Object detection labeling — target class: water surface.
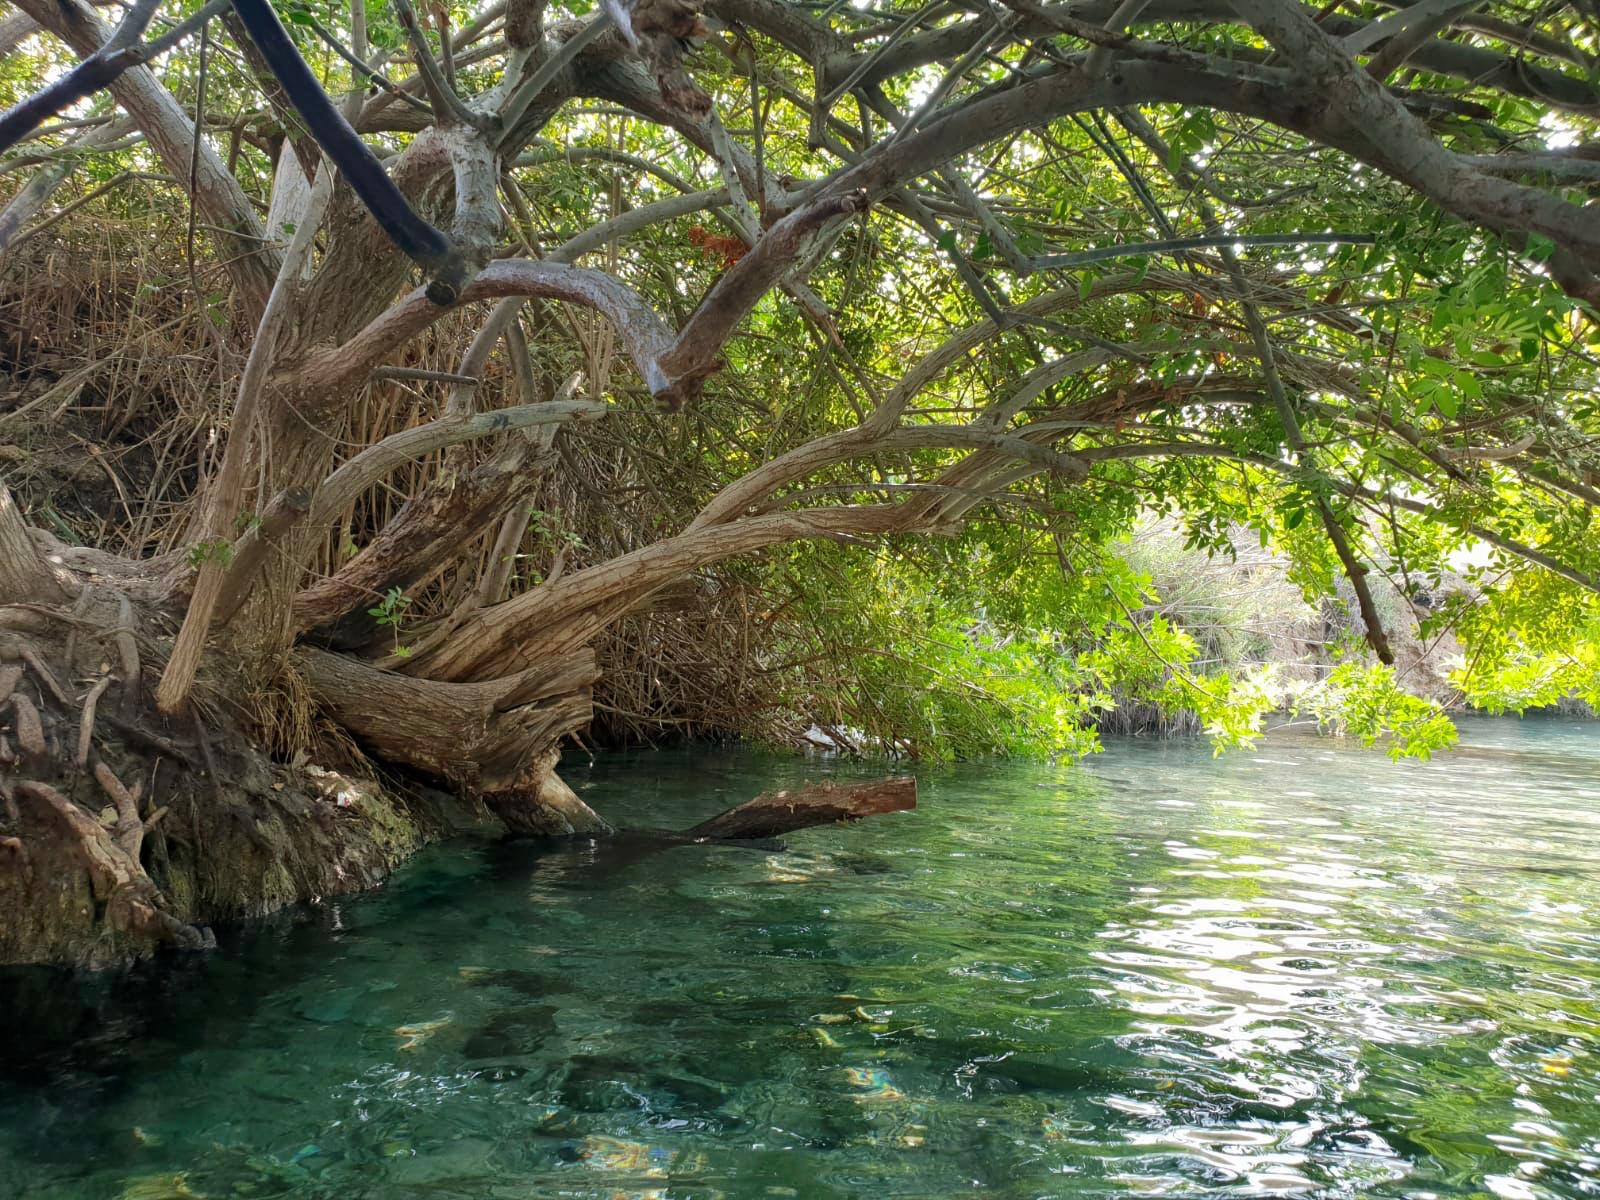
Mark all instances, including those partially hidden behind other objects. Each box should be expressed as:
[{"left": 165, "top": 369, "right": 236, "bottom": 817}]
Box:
[{"left": 2, "top": 718, "right": 1599, "bottom": 1198}]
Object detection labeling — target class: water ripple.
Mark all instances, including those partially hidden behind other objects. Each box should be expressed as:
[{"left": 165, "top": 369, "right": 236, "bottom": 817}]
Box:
[{"left": 1, "top": 717, "right": 1597, "bottom": 1198}]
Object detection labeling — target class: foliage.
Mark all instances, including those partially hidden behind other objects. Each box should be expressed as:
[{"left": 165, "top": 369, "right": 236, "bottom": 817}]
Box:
[
  {"left": 1298, "top": 662, "right": 1460, "bottom": 761},
  {"left": 1, "top": 0, "right": 1598, "bottom": 768},
  {"left": 367, "top": 586, "right": 413, "bottom": 656}
]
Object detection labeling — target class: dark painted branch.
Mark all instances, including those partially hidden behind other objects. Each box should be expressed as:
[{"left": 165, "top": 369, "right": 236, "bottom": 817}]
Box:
[
  {"left": 228, "top": 0, "right": 469, "bottom": 303},
  {"left": 0, "top": 0, "right": 227, "bottom": 155}
]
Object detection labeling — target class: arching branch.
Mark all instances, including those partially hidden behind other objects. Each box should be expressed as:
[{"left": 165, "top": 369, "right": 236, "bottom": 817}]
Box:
[{"left": 295, "top": 258, "right": 678, "bottom": 398}]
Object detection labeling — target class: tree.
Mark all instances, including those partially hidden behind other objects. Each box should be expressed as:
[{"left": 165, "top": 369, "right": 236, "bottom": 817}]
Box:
[{"left": 0, "top": 0, "right": 1596, "bottom": 963}]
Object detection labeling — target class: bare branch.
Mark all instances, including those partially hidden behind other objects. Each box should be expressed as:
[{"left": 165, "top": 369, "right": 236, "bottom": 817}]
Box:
[
  {"left": 12, "top": 0, "right": 279, "bottom": 313},
  {"left": 391, "top": 0, "right": 484, "bottom": 127},
  {"left": 156, "top": 163, "right": 335, "bottom": 713},
  {"left": 0, "top": 115, "right": 135, "bottom": 252},
  {"left": 296, "top": 258, "right": 678, "bottom": 400},
  {"left": 306, "top": 401, "right": 608, "bottom": 528}
]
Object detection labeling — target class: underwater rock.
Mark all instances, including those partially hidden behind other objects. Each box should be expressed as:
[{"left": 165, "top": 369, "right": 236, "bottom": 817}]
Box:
[
  {"left": 458, "top": 967, "right": 568, "bottom": 998},
  {"left": 556, "top": 1054, "right": 731, "bottom": 1117},
  {"left": 460, "top": 1004, "right": 558, "bottom": 1059}
]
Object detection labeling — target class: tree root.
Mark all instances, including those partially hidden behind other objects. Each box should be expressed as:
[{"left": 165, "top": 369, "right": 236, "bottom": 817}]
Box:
[
  {"left": 1, "top": 636, "right": 215, "bottom": 961},
  {"left": 14, "top": 780, "right": 208, "bottom": 950},
  {"left": 76, "top": 672, "right": 111, "bottom": 767},
  {"left": 11, "top": 690, "right": 45, "bottom": 764},
  {"left": 0, "top": 588, "right": 911, "bottom": 967}
]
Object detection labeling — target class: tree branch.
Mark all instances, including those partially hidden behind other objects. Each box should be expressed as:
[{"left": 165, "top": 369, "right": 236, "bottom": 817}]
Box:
[
  {"left": 12, "top": 0, "right": 279, "bottom": 314},
  {"left": 295, "top": 258, "right": 678, "bottom": 400},
  {"left": 228, "top": 0, "right": 469, "bottom": 301}
]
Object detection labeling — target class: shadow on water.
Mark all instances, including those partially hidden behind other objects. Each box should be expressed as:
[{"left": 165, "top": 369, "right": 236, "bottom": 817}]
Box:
[{"left": 1, "top": 718, "right": 1599, "bottom": 1198}]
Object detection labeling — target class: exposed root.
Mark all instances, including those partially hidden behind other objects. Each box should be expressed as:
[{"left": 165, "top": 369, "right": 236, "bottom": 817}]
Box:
[
  {"left": 0, "top": 619, "right": 458, "bottom": 967},
  {"left": 297, "top": 644, "right": 600, "bottom": 796},
  {"left": 76, "top": 672, "right": 111, "bottom": 767},
  {"left": 14, "top": 779, "right": 206, "bottom": 951},
  {"left": 11, "top": 638, "right": 71, "bottom": 705},
  {"left": 93, "top": 759, "right": 144, "bottom": 857},
  {"left": 113, "top": 591, "right": 141, "bottom": 713},
  {"left": 483, "top": 747, "right": 611, "bottom": 835},
  {"left": 10, "top": 688, "right": 44, "bottom": 762}
]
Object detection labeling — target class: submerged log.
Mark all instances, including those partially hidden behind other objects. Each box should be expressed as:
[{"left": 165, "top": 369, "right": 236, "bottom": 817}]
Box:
[
  {"left": 683, "top": 777, "right": 916, "bottom": 841},
  {"left": 534, "top": 777, "right": 915, "bottom": 880}
]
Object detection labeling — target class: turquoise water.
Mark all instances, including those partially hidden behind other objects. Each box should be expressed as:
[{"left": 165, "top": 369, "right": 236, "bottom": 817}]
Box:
[{"left": 2, "top": 718, "right": 1599, "bottom": 1198}]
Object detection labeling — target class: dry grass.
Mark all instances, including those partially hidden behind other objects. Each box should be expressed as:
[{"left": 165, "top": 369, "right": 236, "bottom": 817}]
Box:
[{"left": 0, "top": 196, "right": 792, "bottom": 748}]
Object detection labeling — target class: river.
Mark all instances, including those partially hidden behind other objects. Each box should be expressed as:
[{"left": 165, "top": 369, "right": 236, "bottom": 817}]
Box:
[{"left": 2, "top": 717, "right": 1598, "bottom": 1198}]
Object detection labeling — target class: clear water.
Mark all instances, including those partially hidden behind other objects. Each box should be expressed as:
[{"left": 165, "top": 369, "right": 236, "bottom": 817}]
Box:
[{"left": 3, "top": 718, "right": 1599, "bottom": 1199}]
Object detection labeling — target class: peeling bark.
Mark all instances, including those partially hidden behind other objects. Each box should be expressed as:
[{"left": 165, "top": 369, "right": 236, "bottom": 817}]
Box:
[{"left": 295, "top": 644, "right": 600, "bottom": 795}]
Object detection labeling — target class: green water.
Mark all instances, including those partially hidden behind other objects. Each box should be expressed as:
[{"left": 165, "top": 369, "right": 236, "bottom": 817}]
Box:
[{"left": 2, "top": 720, "right": 1599, "bottom": 1199}]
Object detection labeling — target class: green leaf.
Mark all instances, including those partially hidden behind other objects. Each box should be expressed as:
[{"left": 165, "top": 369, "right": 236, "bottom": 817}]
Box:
[{"left": 1525, "top": 233, "right": 1556, "bottom": 262}]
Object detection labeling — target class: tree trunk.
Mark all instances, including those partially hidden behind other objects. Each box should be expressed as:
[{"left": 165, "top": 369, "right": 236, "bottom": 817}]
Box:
[{"left": 0, "top": 481, "right": 70, "bottom": 605}]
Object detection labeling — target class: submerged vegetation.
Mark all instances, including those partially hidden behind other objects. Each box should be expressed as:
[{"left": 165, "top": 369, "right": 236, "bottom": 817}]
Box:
[{"left": 0, "top": 0, "right": 1598, "bottom": 961}]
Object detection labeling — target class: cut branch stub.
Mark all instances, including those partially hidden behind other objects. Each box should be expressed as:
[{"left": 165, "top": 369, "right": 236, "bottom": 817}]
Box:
[
  {"left": 684, "top": 776, "right": 917, "bottom": 840},
  {"left": 13, "top": 780, "right": 206, "bottom": 950}
]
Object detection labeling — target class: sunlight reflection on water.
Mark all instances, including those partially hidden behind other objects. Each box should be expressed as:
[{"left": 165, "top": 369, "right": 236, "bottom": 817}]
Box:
[{"left": 1, "top": 717, "right": 1598, "bottom": 1198}]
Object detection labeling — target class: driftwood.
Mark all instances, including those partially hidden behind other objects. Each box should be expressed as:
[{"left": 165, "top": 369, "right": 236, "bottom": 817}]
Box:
[
  {"left": 534, "top": 776, "right": 916, "bottom": 879},
  {"left": 683, "top": 777, "right": 917, "bottom": 841}
]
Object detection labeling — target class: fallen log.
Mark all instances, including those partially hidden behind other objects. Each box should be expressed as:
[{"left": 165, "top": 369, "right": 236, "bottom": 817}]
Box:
[
  {"left": 683, "top": 777, "right": 917, "bottom": 841},
  {"left": 523, "top": 777, "right": 916, "bottom": 879}
]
